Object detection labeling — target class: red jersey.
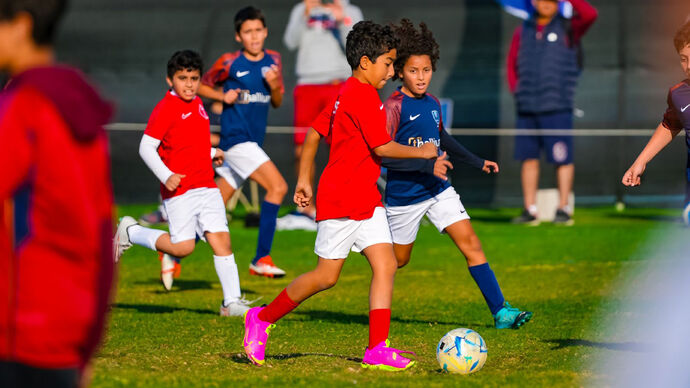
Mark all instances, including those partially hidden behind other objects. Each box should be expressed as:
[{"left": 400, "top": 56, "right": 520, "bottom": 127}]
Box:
[
  {"left": 311, "top": 77, "right": 391, "bottom": 221},
  {"left": 145, "top": 91, "right": 216, "bottom": 200},
  {"left": 0, "top": 66, "right": 114, "bottom": 369}
]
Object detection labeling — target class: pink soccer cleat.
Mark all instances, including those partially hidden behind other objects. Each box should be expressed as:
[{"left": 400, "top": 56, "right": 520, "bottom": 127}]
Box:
[
  {"left": 361, "top": 340, "right": 416, "bottom": 371},
  {"left": 243, "top": 306, "right": 275, "bottom": 366}
]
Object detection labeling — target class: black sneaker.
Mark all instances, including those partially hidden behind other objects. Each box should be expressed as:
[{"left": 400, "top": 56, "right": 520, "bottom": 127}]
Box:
[
  {"left": 512, "top": 209, "right": 539, "bottom": 225},
  {"left": 553, "top": 209, "right": 574, "bottom": 225}
]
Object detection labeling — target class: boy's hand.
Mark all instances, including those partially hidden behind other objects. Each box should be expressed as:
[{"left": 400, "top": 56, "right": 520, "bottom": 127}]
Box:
[
  {"left": 433, "top": 152, "right": 453, "bottom": 181},
  {"left": 264, "top": 65, "right": 282, "bottom": 91},
  {"left": 420, "top": 142, "right": 438, "bottom": 159},
  {"left": 223, "top": 88, "right": 242, "bottom": 104},
  {"left": 622, "top": 163, "right": 646, "bottom": 187},
  {"left": 482, "top": 160, "right": 499, "bottom": 174},
  {"left": 165, "top": 173, "right": 186, "bottom": 191},
  {"left": 294, "top": 179, "right": 313, "bottom": 207},
  {"left": 324, "top": 0, "right": 345, "bottom": 22},
  {"left": 212, "top": 148, "right": 224, "bottom": 166},
  {"left": 304, "top": 0, "right": 320, "bottom": 16}
]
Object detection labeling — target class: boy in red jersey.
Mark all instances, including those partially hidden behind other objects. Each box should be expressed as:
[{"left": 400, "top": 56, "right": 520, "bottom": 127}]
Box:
[
  {"left": 242, "top": 21, "right": 438, "bottom": 370},
  {"left": 623, "top": 21, "right": 690, "bottom": 224},
  {"left": 114, "top": 51, "right": 253, "bottom": 317},
  {"left": 0, "top": 0, "right": 114, "bottom": 386}
]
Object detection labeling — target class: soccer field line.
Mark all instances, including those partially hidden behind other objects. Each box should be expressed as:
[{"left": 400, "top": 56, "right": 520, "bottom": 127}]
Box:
[{"left": 106, "top": 123, "right": 657, "bottom": 137}]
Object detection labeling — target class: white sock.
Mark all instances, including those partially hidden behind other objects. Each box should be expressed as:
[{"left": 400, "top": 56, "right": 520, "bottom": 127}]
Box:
[
  {"left": 128, "top": 225, "right": 166, "bottom": 251},
  {"left": 527, "top": 204, "right": 538, "bottom": 216},
  {"left": 214, "top": 254, "right": 241, "bottom": 305}
]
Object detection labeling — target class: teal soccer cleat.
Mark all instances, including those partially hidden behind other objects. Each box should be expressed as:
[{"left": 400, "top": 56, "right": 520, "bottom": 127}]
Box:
[{"left": 494, "top": 302, "right": 533, "bottom": 329}]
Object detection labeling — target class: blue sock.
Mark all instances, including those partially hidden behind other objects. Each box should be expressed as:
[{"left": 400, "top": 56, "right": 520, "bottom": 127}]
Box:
[
  {"left": 253, "top": 200, "right": 280, "bottom": 264},
  {"left": 468, "top": 263, "right": 505, "bottom": 315}
]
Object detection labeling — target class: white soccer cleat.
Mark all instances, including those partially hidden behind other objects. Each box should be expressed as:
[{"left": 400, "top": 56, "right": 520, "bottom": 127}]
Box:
[
  {"left": 249, "top": 256, "right": 286, "bottom": 278},
  {"left": 160, "top": 253, "right": 176, "bottom": 291},
  {"left": 276, "top": 213, "right": 317, "bottom": 231},
  {"left": 220, "top": 297, "right": 257, "bottom": 317},
  {"left": 113, "top": 216, "right": 137, "bottom": 262}
]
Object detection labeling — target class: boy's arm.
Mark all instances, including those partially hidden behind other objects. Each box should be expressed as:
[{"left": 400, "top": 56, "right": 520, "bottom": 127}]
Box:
[
  {"left": 506, "top": 27, "right": 521, "bottom": 94},
  {"left": 264, "top": 52, "right": 285, "bottom": 108},
  {"left": 622, "top": 122, "right": 681, "bottom": 187},
  {"left": 139, "top": 135, "right": 185, "bottom": 191},
  {"left": 199, "top": 54, "right": 241, "bottom": 104},
  {"left": 294, "top": 128, "right": 321, "bottom": 207},
  {"left": 439, "top": 129, "right": 485, "bottom": 170},
  {"left": 381, "top": 152, "right": 454, "bottom": 181},
  {"left": 373, "top": 140, "right": 437, "bottom": 159},
  {"left": 283, "top": 3, "right": 306, "bottom": 50},
  {"left": 569, "top": 0, "right": 598, "bottom": 43}
]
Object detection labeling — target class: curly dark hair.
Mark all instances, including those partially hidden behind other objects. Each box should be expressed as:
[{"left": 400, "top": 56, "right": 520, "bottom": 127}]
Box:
[
  {"left": 0, "top": 0, "right": 67, "bottom": 45},
  {"left": 234, "top": 6, "right": 265, "bottom": 33},
  {"left": 345, "top": 21, "right": 399, "bottom": 70},
  {"left": 167, "top": 50, "right": 203, "bottom": 79},
  {"left": 674, "top": 20, "right": 690, "bottom": 53},
  {"left": 390, "top": 19, "right": 440, "bottom": 80}
]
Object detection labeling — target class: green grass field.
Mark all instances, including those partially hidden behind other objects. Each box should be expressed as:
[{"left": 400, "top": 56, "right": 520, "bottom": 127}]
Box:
[{"left": 92, "top": 206, "right": 682, "bottom": 387}]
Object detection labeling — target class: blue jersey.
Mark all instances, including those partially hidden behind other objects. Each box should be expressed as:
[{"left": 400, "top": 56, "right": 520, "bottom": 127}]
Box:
[
  {"left": 202, "top": 50, "right": 283, "bottom": 150},
  {"left": 384, "top": 89, "right": 450, "bottom": 206},
  {"left": 662, "top": 79, "right": 690, "bottom": 187}
]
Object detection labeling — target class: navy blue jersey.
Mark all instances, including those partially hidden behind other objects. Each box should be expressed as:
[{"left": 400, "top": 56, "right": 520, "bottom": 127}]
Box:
[
  {"left": 202, "top": 50, "right": 283, "bottom": 150},
  {"left": 663, "top": 79, "right": 690, "bottom": 151},
  {"left": 384, "top": 89, "right": 450, "bottom": 206}
]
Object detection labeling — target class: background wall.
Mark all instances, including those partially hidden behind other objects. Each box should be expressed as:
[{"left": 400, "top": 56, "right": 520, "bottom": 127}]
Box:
[{"left": 56, "top": 0, "right": 690, "bottom": 205}]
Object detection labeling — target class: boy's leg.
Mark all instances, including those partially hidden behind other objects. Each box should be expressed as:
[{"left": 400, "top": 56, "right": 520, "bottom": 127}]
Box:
[
  {"left": 206, "top": 231, "right": 247, "bottom": 316},
  {"left": 248, "top": 160, "right": 288, "bottom": 274},
  {"left": 114, "top": 216, "right": 195, "bottom": 261},
  {"left": 514, "top": 112, "right": 541, "bottom": 223},
  {"left": 543, "top": 110, "right": 575, "bottom": 223},
  {"left": 385, "top": 201, "right": 430, "bottom": 268}
]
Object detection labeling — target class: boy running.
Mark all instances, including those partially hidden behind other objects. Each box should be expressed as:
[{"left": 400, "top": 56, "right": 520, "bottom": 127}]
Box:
[
  {"left": 623, "top": 21, "right": 690, "bottom": 224},
  {"left": 383, "top": 19, "right": 532, "bottom": 329},
  {"left": 198, "top": 6, "right": 287, "bottom": 278},
  {"left": 242, "top": 21, "right": 438, "bottom": 370},
  {"left": 114, "top": 50, "right": 252, "bottom": 317}
]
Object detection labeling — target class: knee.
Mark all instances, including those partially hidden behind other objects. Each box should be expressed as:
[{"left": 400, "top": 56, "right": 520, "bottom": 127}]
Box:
[
  {"left": 170, "top": 242, "right": 195, "bottom": 258},
  {"left": 459, "top": 234, "right": 483, "bottom": 254},
  {"left": 396, "top": 255, "right": 411, "bottom": 269},
  {"left": 270, "top": 178, "right": 288, "bottom": 199},
  {"left": 317, "top": 271, "right": 340, "bottom": 291}
]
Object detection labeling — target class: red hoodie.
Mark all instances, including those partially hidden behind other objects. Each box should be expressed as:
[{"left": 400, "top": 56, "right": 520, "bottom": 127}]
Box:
[{"left": 0, "top": 66, "right": 114, "bottom": 370}]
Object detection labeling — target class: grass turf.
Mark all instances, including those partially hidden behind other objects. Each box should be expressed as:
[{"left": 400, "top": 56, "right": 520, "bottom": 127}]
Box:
[{"left": 92, "top": 206, "right": 682, "bottom": 387}]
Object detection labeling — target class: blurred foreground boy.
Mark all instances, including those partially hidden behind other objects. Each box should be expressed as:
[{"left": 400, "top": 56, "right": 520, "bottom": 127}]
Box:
[{"left": 0, "top": 0, "right": 115, "bottom": 386}]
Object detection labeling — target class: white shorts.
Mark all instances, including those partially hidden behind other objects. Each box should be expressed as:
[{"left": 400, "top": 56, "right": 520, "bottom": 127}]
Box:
[
  {"left": 314, "top": 207, "right": 393, "bottom": 259},
  {"left": 385, "top": 186, "right": 470, "bottom": 245},
  {"left": 162, "top": 187, "right": 229, "bottom": 243},
  {"left": 215, "top": 141, "right": 270, "bottom": 189}
]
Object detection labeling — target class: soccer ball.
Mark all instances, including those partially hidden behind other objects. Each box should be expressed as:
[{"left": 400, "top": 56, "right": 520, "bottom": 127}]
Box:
[{"left": 436, "top": 328, "right": 487, "bottom": 374}]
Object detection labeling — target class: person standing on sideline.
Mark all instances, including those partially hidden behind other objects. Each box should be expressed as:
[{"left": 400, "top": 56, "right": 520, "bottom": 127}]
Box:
[{"left": 508, "top": 0, "right": 597, "bottom": 225}]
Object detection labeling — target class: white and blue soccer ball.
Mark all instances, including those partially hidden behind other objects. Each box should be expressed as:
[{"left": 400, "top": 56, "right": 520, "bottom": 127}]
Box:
[
  {"left": 437, "top": 328, "right": 488, "bottom": 374},
  {"left": 683, "top": 202, "right": 690, "bottom": 227}
]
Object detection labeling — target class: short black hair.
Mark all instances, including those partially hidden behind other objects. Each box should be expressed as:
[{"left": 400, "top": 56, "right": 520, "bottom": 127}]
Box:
[
  {"left": 167, "top": 50, "right": 203, "bottom": 79},
  {"left": 0, "top": 0, "right": 67, "bottom": 45},
  {"left": 674, "top": 21, "right": 690, "bottom": 53},
  {"left": 390, "top": 19, "right": 440, "bottom": 80},
  {"left": 234, "top": 6, "right": 265, "bottom": 33},
  {"left": 345, "top": 21, "right": 399, "bottom": 70}
]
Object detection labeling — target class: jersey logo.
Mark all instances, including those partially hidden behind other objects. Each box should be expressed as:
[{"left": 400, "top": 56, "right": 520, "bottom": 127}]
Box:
[
  {"left": 380, "top": 104, "right": 384, "bottom": 110},
  {"left": 432, "top": 110, "right": 440, "bottom": 126},
  {"left": 198, "top": 104, "right": 209, "bottom": 120},
  {"left": 261, "top": 66, "right": 272, "bottom": 77},
  {"left": 236, "top": 70, "right": 250, "bottom": 78},
  {"left": 409, "top": 114, "right": 421, "bottom": 121},
  {"left": 181, "top": 112, "right": 192, "bottom": 120},
  {"left": 682, "top": 103, "right": 690, "bottom": 112}
]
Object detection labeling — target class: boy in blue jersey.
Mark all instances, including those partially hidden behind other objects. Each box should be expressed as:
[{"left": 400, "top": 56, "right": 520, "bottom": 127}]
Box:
[
  {"left": 383, "top": 19, "right": 532, "bottom": 329},
  {"left": 199, "top": 6, "right": 288, "bottom": 278},
  {"left": 623, "top": 21, "right": 690, "bottom": 225}
]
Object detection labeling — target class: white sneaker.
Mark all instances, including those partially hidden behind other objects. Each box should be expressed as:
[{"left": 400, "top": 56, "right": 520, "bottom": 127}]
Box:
[
  {"left": 276, "top": 213, "right": 317, "bottom": 231},
  {"left": 219, "top": 297, "right": 257, "bottom": 317},
  {"left": 113, "top": 216, "right": 137, "bottom": 262},
  {"left": 160, "top": 253, "right": 176, "bottom": 291}
]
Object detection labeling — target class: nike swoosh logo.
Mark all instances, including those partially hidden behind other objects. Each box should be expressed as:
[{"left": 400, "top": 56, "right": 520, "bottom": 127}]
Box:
[
  {"left": 236, "top": 70, "right": 250, "bottom": 78},
  {"left": 682, "top": 103, "right": 690, "bottom": 112},
  {"left": 181, "top": 112, "right": 192, "bottom": 120},
  {"left": 409, "top": 114, "right": 421, "bottom": 121},
  {"left": 460, "top": 210, "right": 466, "bottom": 214},
  {"left": 380, "top": 104, "right": 384, "bottom": 110}
]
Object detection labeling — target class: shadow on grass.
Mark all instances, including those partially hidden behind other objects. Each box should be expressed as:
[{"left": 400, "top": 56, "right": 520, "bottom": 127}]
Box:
[
  {"left": 113, "top": 303, "right": 216, "bottom": 316},
  {"left": 544, "top": 339, "right": 653, "bottom": 353},
  {"left": 223, "top": 352, "right": 362, "bottom": 364},
  {"left": 136, "top": 278, "right": 215, "bottom": 291},
  {"left": 291, "top": 309, "right": 490, "bottom": 328}
]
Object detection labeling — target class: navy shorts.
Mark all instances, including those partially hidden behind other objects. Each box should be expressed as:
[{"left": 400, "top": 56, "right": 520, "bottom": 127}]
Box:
[{"left": 514, "top": 110, "right": 573, "bottom": 165}]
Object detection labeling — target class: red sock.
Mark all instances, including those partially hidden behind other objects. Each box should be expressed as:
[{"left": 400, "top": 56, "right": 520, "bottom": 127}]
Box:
[
  {"left": 368, "top": 309, "right": 391, "bottom": 349},
  {"left": 258, "top": 289, "right": 299, "bottom": 323}
]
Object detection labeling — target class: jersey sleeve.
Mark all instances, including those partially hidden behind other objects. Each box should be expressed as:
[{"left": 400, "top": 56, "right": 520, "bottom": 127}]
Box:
[
  {"left": 384, "top": 93, "right": 402, "bottom": 138},
  {"left": 357, "top": 93, "right": 391, "bottom": 149},
  {"left": 662, "top": 88, "right": 684, "bottom": 132},
  {"left": 266, "top": 50, "right": 285, "bottom": 94},
  {"left": 201, "top": 53, "right": 235, "bottom": 87},
  {"left": 144, "top": 99, "right": 174, "bottom": 141},
  {"left": 311, "top": 99, "right": 336, "bottom": 137}
]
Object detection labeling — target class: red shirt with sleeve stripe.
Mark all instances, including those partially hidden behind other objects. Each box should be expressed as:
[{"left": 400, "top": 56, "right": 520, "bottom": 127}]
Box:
[
  {"left": 0, "top": 66, "right": 114, "bottom": 370},
  {"left": 310, "top": 77, "right": 391, "bottom": 221},
  {"left": 144, "top": 91, "right": 216, "bottom": 200}
]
